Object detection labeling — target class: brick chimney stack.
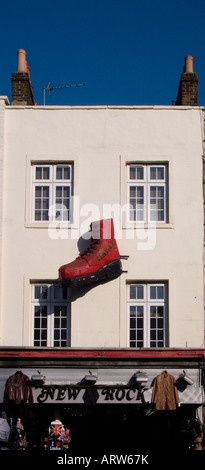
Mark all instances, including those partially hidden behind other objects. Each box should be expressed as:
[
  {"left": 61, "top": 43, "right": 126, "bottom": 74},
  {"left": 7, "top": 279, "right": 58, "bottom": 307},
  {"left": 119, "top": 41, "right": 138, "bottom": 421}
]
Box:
[
  {"left": 11, "top": 49, "right": 35, "bottom": 105},
  {"left": 176, "top": 55, "right": 198, "bottom": 106}
]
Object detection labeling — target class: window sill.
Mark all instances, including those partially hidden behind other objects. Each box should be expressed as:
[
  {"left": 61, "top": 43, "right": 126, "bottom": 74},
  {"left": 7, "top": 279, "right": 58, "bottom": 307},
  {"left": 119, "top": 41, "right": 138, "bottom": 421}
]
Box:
[
  {"left": 123, "top": 223, "right": 174, "bottom": 230},
  {"left": 25, "top": 222, "right": 75, "bottom": 229}
]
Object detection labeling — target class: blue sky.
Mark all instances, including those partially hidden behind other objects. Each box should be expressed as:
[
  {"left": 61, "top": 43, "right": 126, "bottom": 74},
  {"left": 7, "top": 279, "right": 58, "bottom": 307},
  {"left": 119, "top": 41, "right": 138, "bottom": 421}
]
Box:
[{"left": 1, "top": 0, "right": 205, "bottom": 106}]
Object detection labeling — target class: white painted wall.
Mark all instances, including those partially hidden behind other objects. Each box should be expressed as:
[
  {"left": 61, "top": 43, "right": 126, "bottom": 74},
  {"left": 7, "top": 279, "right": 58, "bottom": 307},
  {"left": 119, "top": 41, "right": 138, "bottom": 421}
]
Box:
[
  {"left": 0, "top": 104, "right": 204, "bottom": 348},
  {"left": 0, "top": 97, "right": 9, "bottom": 343}
]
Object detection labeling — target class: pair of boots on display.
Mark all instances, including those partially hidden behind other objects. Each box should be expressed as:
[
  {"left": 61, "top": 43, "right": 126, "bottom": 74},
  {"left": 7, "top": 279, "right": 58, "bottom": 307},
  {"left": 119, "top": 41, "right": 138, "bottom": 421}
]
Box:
[{"left": 59, "top": 219, "right": 123, "bottom": 287}]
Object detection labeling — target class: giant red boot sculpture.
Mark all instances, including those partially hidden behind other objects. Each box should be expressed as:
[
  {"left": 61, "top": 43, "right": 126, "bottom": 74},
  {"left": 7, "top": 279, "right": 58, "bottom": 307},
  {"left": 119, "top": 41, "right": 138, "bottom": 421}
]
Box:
[{"left": 59, "top": 219, "right": 122, "bottom": 286}]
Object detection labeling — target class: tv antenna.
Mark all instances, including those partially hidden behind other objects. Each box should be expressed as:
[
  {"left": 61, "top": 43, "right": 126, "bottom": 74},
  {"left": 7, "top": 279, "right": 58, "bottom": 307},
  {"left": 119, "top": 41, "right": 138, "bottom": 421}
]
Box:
[{"left": 43, "top": 81, "right": 85, "bottom": 105}]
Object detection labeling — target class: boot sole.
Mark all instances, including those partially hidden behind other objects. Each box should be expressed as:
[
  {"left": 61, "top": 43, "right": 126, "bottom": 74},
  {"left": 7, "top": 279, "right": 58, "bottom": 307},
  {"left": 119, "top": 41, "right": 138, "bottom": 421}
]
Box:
[{"left": 60, "top": 259, "right": 122, "bottom": 287}]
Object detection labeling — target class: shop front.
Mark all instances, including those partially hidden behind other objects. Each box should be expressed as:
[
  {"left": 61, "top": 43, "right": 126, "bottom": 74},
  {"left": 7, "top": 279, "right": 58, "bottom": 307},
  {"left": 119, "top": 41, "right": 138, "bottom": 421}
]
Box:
[{"left": 0, "top": 348, "right": 204, "bottom": 456}]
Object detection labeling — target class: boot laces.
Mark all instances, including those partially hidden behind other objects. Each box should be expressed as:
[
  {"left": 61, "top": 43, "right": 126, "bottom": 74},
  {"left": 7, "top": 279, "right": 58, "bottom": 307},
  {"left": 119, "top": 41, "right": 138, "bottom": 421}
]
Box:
[{"left": 81, "top": 228, "right": 101, "bottom": 258}]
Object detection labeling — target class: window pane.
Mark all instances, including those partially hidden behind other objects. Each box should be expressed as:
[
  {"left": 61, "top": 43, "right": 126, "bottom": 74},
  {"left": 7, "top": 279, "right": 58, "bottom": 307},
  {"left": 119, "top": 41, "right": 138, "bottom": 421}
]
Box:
[
  {"left": 62, "top": 287, "right": 69, "bottom": 300},
  {"left": 61, "top": 317, "right": 67, "bottom": 328},
  {"left": 130, "top": 286, "right": 136, "bottom": 299},
  {"left": 43, "top": 200, "right": 49, "bottom": 210},
  {"left": 56, "top": 187, "right": 62, "bottom": 198},
  {"left": 130, "top": 317, "right": 136, "bottom": 329},
  {"left": 55, "top": 186, "right": 70, "bottom": 221},
  {"left": 43, "top": 167, "right": 50, "bottom": 179},
  {"left": 64, "top": 167, "right": 70, "bottom": 180},
  {"left": 129, "top": 166, "right": 144, "bottom": 180},
  {"left": 34, "top": 330, "right": 40, "bottom": 341},
  {"left": 150, "top": 305, "right": 156, "bottom": 315},
  {"left": 34, "top": 212, "right": 41, "bottom": 221},
  {"left": 150, "top": 330, "right": 156, "bottom": 340},
  {"left": 53, "top": 285, "right": 69, "bottom": 301},
  {"left": 35, "top": 186, "right": 49, "bottom": 221},
  {"left": 129, "top": 186, "right": 144, "bottom": 221},
  {"left": 35, "top": 187, "right": 42, "bottom": 197},
  {"left": 150, "top": 286, "right": 164, "bottom": 300},
  {"left": 34, "top": 318, "right": 40, "bottom": 329},
  {"left": 54, "top": 318, "right": 60, "bottom": 328},
  {"left": 150, "top": 186, "right": 165, "bottom": 221},
  {"left": 150, "top": 303, "right": 165, "bottom": 348},
  {"left": 35, "top": 167, "right": 50, "bottom": 180},
  {"left": 158, "top": 318, "right": 163, "bottom": 328},
  {"left": 157, "top": 287, "right": 164, "bottom": 299},
  {"left": 130, "top": 330, "right": 136, "bottom": 340},
  {"left": 34, "top": 305, "right": 48, "bottom": 347},
  {"left": 63, "top": 187, "right": 70, "bottom": 200},
  {"left": 130, "top": 285, "right": 144, "bottom": 300},
  {"left": 150, "top": 167, "right": 164, "bottom": 180},
  {"left": 54, "top": 306, "right": 60, "bottom": 316},
  {"left": 61, "top": 306, "right": 67, "bottom": 315},
  {"left": 34, "top": 287, "right": 41, "bottom": 300},
  {"left": 35, "top": 200, "right": 41, "bottom": 210},
  {"left": 42, "top": 187, "right": 49, "bottom": 197},
  {"left": 54, "top": 305, "right": 68, "bottom": 347},
  {"left": 35, "top": 167, "right": 42, "bottom": 180},
  {"left": 54, "top": 330, "right": 60, "bottom": 340},
  {"left": 41, "top": 330, "right": 47, "bottom": 340},
  {"left": 137, "top": 330, "right": 143, "bottom": 340},
  {"left": 137, "top": 317, "right": 143, "bottom": 328},
  {"left": 53, "top": 285, "right": 61, "bottom": 300},
  {"left": 137, "top": 286, "right": 144, "bottom": 299},
  {"left": 42, "top": 211, "right": 48, "bottom": 221},
  {"left": 137, "top": 306, "right": 143, "bottom": 317},
  {"left": 34, "top": 306, "right": 40, "bottom": 316},
  {"left": 129, "top": 305, "right": 144, "bottom": 348},
  {"left": 150, "top": 306, "right": 164, "bottom": 318},
  {"left": 42, "top": 317, "right": 47, "bottom": 328},
  {"left": 56, "top": 167, "right": 62, "bottom": 180},
  {"left": 150, "top": 287, "right": 156, "bottom": 299},
  {"left": 56, "top": 166, "right": 70, "bottom": 180},
  {"left": 34, "top": 286, "right": 48, "bottom": 300}
]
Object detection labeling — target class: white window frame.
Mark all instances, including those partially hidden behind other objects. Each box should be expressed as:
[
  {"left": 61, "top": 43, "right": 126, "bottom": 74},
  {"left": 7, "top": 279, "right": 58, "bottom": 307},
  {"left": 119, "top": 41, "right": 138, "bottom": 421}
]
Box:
[
  {"left": 127, "top": 164, "right": 168, "bottom": 224},
  {"left": 127, "top": 282, "right": 168, "bottom": 348},
  {"left": 32, "top": 163, "right": 73, "bottom": 223},
  {"left": 32, "top": 283, "right": 71, "bottom": 347}
]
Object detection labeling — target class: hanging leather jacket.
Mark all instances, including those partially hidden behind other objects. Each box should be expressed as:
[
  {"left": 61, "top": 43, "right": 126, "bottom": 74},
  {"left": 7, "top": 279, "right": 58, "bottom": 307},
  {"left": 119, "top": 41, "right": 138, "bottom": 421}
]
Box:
[{"left": 4, "top": 371, "right": 34, "bottom": 405}]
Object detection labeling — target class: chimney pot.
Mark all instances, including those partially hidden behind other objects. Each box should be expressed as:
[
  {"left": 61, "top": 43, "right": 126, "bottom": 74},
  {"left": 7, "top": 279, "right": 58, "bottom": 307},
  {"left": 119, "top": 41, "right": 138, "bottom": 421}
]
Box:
[
  {"left": 11, "top": 49, "right": 35, "bottom": 105},
  {"left": 184, "top": 55, "right": 193, "bottom": 73},
  {"left": 175, "top": 55, "right": 198, "bottom": 106},
  {"left": 17, "top": 49, "right": 27, "bottom": 72}
]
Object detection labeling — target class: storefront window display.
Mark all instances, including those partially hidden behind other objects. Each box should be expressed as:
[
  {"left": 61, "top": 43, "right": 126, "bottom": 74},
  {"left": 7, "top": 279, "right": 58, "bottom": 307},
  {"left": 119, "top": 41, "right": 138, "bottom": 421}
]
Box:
[
  {"left": 0, "top": 403, "right": 205, "bottom": 453},
  {"left": 45, "top": 419, "right": 71, "bottom": 450}
]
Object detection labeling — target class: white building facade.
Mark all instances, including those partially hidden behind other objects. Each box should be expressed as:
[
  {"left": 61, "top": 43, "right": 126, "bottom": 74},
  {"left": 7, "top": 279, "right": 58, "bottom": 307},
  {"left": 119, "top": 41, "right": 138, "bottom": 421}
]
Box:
[{"left": 0, "top": 100, "right": 204, "bottom": 350}]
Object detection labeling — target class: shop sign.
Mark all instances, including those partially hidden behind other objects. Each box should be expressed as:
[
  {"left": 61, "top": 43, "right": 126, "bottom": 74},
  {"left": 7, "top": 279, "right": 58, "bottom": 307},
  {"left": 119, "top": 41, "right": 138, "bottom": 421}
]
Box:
[{"left": 35, "top": 386, "right": 147, "bottom": 405}]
